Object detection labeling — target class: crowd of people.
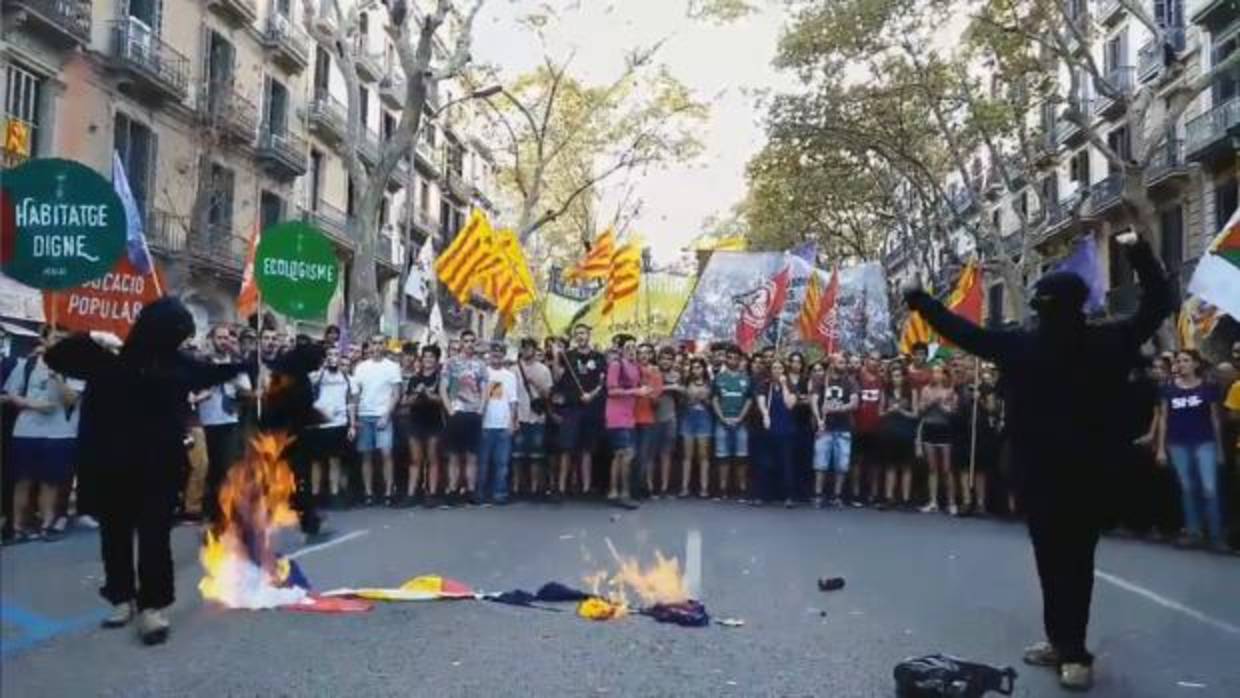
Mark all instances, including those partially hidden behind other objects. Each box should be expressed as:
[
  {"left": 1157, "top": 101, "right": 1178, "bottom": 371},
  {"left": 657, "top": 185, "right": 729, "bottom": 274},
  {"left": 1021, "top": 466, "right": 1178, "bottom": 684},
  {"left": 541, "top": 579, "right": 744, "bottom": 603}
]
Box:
[{"left": 2, "top": 320, "right": 1239, "bottom": 553}]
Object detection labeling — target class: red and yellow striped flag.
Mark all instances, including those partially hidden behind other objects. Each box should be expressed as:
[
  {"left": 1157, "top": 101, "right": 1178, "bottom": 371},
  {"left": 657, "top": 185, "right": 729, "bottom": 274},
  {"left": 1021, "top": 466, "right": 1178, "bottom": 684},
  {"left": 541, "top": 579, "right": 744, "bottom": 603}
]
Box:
[
  {"left": 483, "top": 229, "right": 536, "bottom": 330},
  {"left": 601, "top": 243, "right": 641, "bottom": 318},
  {"left": 236, "top": 220, "right": 261, "bottom": 318},
  {"left": 434, "top": 209, "right": 500, "bottom": 303},
  {"left": 797, "top": 271, "right": 822, "bottom": 342},
  {"left": 564, "top": 229, "right": 615, "bottom": 283},
  {"left": 899, "top": 310, "right": 934, "bottom": 355}
]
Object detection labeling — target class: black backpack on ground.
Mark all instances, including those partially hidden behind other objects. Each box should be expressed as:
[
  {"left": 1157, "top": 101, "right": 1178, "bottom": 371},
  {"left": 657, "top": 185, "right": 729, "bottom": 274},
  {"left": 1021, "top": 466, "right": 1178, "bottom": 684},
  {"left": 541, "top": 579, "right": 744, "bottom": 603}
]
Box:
[{"left": 893, "top": 654, "right": 1017, "bottom": 698}]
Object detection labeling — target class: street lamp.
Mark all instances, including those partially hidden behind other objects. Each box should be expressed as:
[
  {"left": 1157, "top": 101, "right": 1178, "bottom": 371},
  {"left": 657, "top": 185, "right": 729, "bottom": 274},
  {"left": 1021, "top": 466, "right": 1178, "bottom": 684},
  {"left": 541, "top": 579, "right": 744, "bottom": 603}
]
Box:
[{"left": 431, "top": 85, "right": 503, "bottom": 117}]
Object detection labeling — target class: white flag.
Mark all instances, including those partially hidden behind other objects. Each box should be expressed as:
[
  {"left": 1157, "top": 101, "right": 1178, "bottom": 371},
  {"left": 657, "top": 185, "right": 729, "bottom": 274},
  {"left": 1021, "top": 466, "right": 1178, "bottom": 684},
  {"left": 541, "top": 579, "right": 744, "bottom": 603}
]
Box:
[
  {"left": 404, "top": 237, "right": 435, "bottom": 304},
  {"left": 424, "top": 301, "right": 445, "bottom": 346}
]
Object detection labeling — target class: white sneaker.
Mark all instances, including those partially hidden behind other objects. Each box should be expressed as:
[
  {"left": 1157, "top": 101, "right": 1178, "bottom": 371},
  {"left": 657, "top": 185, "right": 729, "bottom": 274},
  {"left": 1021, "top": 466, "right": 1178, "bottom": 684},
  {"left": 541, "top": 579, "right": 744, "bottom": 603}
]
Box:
[
  {"left": 138, "top": 609, "right": 170, "bottom": 645},
  {"left": 101, "top": 601, "right": 135, "bottom": 629},
  {"left": 1022, "top": 641, "right": 1060, "bottom": 667},
  {"left": 77, "top": 515, "right": 99, "bottom": 529},
  {"left": 919, "top": 502, "right": 939, "bottom": 514},
  {"left": 1059, "top": 662, "right": 1093, "bottom": 691},
  {"left": 948, "top": 504, "right": 959, "bottom": 516}
]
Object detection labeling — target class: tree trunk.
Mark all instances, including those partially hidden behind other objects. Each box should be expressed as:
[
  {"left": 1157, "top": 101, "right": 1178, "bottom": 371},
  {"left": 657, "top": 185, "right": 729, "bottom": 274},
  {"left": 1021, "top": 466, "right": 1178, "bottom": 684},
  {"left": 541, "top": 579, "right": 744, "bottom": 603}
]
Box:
[{"left": 349, "top": 185, "right": 383, "bottom": 340}]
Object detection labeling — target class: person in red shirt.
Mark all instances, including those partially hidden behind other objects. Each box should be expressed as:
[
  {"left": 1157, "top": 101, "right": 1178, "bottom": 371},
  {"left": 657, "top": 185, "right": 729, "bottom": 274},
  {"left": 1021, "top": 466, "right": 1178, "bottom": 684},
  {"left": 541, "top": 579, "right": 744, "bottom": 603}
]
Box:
[
  {"left": 849, "top": 351, "right": 886, "bottom": 507},
  {"left": 632, "top": 343, "right": 664, "bottom": 499},
  {"left": 907, "top": 342, "right": 932, "bottom": 391}
]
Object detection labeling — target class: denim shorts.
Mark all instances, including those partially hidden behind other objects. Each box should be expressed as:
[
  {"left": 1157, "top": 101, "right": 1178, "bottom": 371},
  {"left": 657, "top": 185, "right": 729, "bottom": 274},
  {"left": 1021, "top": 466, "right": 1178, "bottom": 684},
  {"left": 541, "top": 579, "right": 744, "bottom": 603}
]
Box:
[
  {"left": 355, "top": 417, "right": 394, "bottom": 453},
  {"left": 680, "top": 406, "right": 713, "bottom": 439},
  {"left": 714, "top": 423, "right": 749, "bottom": 459},
  {"left": 514, "top": 422, "right": 546, "bottom": 459},
  {"left": 814, "top": 430, "right": 852, "bottom": 473},
  {"left": 649, "top": 420, "right": 678, "bottom": 456},
  {"left": 608, "top": 428, "right": 636, "bottom": 451}
]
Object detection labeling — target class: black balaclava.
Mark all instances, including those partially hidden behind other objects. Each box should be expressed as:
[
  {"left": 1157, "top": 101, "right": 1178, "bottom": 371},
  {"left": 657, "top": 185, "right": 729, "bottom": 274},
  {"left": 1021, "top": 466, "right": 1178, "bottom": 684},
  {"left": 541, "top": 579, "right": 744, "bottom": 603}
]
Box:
[
  {"left": 121, "top": 297, "right": 196, "bottom": 366},
  {"left": 1030, "top": 270, "right": 1088, "bottom": 336}
]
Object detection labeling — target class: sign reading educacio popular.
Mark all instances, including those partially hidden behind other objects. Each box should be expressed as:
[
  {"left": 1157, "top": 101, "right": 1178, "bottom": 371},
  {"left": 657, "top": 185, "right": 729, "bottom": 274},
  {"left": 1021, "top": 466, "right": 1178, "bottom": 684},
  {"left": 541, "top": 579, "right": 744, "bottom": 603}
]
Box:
[
  {"left": 0, "top": 158, "right": 127, "bottom": 289},
  {"left": 255, "top": 221, "right": 339, "bottom": 320},
  {"left": 42, "top": 256, "right": 164, "bottom": 339}
]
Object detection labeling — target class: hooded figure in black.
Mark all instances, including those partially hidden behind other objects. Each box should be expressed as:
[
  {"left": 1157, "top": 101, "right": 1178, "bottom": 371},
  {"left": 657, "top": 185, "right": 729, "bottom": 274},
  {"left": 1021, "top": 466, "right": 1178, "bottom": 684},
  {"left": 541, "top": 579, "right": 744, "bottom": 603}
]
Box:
[
  {"left": 44, "top": 297, "right": 246, "bottom": 645},
  {"left": 903, "top": 235, "right": 1174, "bottom": 689}
]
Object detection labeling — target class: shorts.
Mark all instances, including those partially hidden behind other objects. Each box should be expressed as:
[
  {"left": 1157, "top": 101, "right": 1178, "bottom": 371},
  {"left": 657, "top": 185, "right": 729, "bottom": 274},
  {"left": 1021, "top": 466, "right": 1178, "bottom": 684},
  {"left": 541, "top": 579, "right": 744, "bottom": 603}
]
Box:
[
  {"left": 10, "top": 437, "right": 76, "bottom": 484},
  {"left": 649, "top": 420, "right": 678, "bottom": 457},
  {"left": 680, "top": 406, "right": 712, "bottom": 439},
  {"left": 880, "top": 434, "right": 916, "bottom": 464},
  {"left": 714, "top": 423, "right": 749, "bottom": 459},
  {"left": 921, "top": 421, "right": 953, "bottom": 446},
  {"left": 304, "top": 426, "right": 349, "bottom": 459},
  {"left": 852, "top": 431, "right": 880, "bottom": 464},
  {"left": 408, "top": 417, "right": 443, "bottom": 443},
  {"left": 514, "top": 422, "right": 546, "bottom": 460},
  {"left": 813, "top": 431, "right": 852, "bottom": 473},
  {"left": 608, "top": 428, "right": 636, "bottom": 452},
  {"left": 446, "top": 412, "right": 483, "bottom": 455},
  {"left": 558, "top": 405, "right": 602, "bottom": 454},
  {"left": 355, "top": 417, "right": 394, "bottom": 453}
]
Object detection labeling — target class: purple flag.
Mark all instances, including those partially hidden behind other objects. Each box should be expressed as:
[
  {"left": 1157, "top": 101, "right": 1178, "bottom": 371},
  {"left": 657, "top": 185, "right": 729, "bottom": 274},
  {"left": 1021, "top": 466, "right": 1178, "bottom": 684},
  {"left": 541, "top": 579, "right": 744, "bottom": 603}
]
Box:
[
  {"left": 1054, "top": 235, "right": 1105, "bottom": 313},
  {"left": 112, "top": 151, "right": 155, "bottom": 275},
  {"left": 790, "top": 241, "right": 817, "bottom": 264}
]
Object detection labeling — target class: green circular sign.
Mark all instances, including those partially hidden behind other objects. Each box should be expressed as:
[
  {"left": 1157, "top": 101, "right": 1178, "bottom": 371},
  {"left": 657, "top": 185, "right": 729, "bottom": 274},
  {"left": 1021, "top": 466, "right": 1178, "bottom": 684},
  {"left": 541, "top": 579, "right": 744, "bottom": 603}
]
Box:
[
  {"left": 255, "top": 221, "right": 339, "bottom": 320},
  {"left": 0, "top": 158, "right": 127, "bottom": 290}
]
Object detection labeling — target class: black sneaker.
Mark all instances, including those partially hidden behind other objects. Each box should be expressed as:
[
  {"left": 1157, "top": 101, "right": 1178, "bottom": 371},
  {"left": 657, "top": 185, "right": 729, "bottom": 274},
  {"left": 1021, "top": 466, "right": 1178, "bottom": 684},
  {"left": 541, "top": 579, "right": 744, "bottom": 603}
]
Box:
[{"left": 618, "top": 498, "right": 640, "bottom": 510}]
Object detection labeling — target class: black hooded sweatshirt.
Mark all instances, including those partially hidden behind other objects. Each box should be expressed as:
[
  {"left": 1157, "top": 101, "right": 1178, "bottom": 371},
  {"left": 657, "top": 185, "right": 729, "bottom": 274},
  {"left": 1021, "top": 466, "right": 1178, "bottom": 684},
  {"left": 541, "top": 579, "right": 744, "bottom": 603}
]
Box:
[
  {"left": 905, "top": 240, "right": 1175, "bottom": 517},
  {"left": 44, "top": 297, "right": 246, "bottom": 507}
]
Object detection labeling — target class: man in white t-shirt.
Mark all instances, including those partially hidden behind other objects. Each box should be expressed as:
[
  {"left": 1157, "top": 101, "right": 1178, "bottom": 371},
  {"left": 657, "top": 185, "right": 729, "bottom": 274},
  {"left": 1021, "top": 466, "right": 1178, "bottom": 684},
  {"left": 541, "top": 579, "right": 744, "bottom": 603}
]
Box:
[
  {"left": 478, "top": 342, "right": 518, "bottom": 504},
  {"left": 308, "top": 346, "right": 352, "bottom": 507},
  {"left": 350, "top": 335, "right": 403, "bottom": 505},
  {"left": 196, "top": 325, "right": 252, "bottom": 524},
  {"left": 1, "top": 330, "right": 83, "bottom": 541}
]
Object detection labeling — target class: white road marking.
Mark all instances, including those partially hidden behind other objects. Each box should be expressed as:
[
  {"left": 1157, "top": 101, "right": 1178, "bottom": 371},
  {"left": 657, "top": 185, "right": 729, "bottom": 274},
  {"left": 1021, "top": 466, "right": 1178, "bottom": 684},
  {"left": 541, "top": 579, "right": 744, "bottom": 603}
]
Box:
[
  {"left": 685, "top": 529, "right": 702, "bottom": 599},
  {"left": 288, "top": 529, "right": 370, "bottom": 560},
  {"left": 1095, "top": 569, "right": 1240, "bottom": 637}
]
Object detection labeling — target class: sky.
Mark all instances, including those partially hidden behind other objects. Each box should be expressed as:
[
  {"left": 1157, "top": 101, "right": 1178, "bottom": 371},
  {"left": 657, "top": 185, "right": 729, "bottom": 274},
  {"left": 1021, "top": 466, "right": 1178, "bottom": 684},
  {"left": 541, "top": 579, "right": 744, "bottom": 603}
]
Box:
[{"left": 471, "top": 0, "right": 795, "bottom": 262}]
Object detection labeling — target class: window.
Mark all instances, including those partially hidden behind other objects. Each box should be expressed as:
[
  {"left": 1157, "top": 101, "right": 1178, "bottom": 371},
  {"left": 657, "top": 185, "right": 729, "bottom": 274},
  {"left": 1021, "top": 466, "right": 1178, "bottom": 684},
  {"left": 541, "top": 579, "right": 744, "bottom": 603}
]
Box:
[
  {"left": 1214, "top": 32, "right": 1238, "bottom": 104},
  {"left": 128, "top": 0, "right": 159, "bottom": 26},
  {"left": 264, "top": 77, "right": 289, "bottom": 133},
  {"left": 205, "top": 162, "right": 235, "bottom": 234},
  {"left": 1040, "top": 175, "right": 1058, "bottom": 207},
  {"left": 1107, "top": 126, "right": 1130, "bottom": 173},
  {"left": 379, "top": 196, "right": 390, "bottom": 229},
  {"left": 382, "top": 113, "right": 395, "bottom": 143},
  {"left": 360, "top": 87, "right": 371, "bottom": 131},
  {"left": 1104, "top": 32, "right": 1126, "bottom": 74},
  {"left": 309, "top": 150, "right": 324, "bottom": 211},
  {"left": 419, "top": 180, "right": 430, "bottom": 214},
  {"left": 275, "top": 0, "right": 290, "bottom": 17},
  {"left": 440, "top": 200, "right": 452, "bottom": 238},
  {"left": 1018, "top": 190, "right": 1030, "bottom": 218},
  {"left": 1154, "top": 0, "right": 1185, "bottom": 28},
  {"left": 1216, "top": 179, "right": 1238, "bottom": 232},
  {"left": 990, "top": 208, "right": 1001, "bottom": 232},
  {"left": 114, "top": 112, "right": 157, "bottom": 215},
  {"left": 357, "top": 12, "right": 369, "bottom": 53},
  {"left": 347, "top": 178, "right": 356, "bottom": 217},
  {"left": 259, "top": 191, "right": 284, "bottom": 232},
  {"left": 4, "top": 65, "right": 42, "bottom": 160},
  {"left": 1069, "top": 149, "right": 1090, "bottom": 184},
  {"left": 314, "top": 47, "right": 330, "bottom": 95},
  {"left": 1159, "top": 206, "right": 1183, "bottom": 276},
  {"left": 205, "top": 32, "right": 236, "bottom": 115}
]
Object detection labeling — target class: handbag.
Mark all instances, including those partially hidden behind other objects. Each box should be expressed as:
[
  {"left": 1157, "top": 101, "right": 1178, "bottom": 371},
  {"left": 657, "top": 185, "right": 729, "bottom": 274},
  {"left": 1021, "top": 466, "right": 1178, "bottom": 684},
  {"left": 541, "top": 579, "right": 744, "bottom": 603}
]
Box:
[{"left": 518, "top": 361, "right": 547, "bottom": 416}]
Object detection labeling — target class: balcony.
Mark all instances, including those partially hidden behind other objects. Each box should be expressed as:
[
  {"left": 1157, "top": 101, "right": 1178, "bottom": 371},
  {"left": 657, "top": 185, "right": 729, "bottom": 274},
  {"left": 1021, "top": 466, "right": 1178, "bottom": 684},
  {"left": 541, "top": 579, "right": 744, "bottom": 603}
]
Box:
[
  {"left": 256, "top": 124, "right": 308, "bottom": 180},
  {"left": 355, "top": 49, "right": 383, "bottom": 83},
  {"left": 192, "top": 223, "right": 249, "bottom": 279},
  {"left": 305, "top": 90, "right": 346, "bottom": 144},
  {"left": 1145, "top": 138, "right": 1190, "bottom": 192},
  {"left": 1185, "top": 98, "right": 1240, "bottom": 162},
  {"left": 204, "top": 0, "right": 256, "bottom": 27},
  {"left": 262, "top": 13, "right": 309, "bottom": 73},
  {"left": 1138, "top": 28, "right": 1187, "bottom": 82},
  {"left": 407, "top": 208, "right": 438, "bottom": 240},
  {"left": 305, "top": 202, "right": 355, "bottom": 250},
  {"left": 444, "top": 169, "right": 471, "bottom": 203},
  {"left": 1033, "top": 127, "right": 1058, "bottom": 164},
  {"left": 359, "top": 129, "right": 381, "bottom": 167},
  {"left": 385, "top": 155, "right": 411, "bottom": 193},
  {"left": 1064, "top": 6, "right": 1092, "bottom": 54},
  {"left": 3, "top": 0, "right": 92, "bottom": 48},
  {"left": 108, "top": 18, "right": 190, "bottom": 103},
  {"left": 379, "top": 76, "right": 405, "bottom": 109},
  {"left": 1094, "top": 67, "right": 1135, "bottom": 119},
  {"left": 376, "top": 234, "right": 400, "bottom": 276},
  {"left": 1190, "top": 0, "right": 1239, "bottom": 31},
  {"left": 1098, "top": 0, "right": 1124, "bottom": 25},
  {"left": 145, "top": 208, "right": 186, "bottom": 256},
  {"left": 1087, "top": 174, "right": 1125, "bottom": 217},
  {"left": 198, "top": 84, "right": 258, "bottom": 145},
  {"left": 1057, "top": 99, "right": 1093, "bottom": 147},
  {"left": 414, "top": 137, "right": 441, "bottom": 177},
  {"left": 1039, "top": 192, "right": 1085, "bottom": 244}
]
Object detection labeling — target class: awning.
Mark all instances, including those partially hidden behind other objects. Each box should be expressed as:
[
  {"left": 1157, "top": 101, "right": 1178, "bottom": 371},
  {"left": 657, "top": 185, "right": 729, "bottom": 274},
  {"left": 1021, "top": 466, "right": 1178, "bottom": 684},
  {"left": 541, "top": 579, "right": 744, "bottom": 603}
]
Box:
[{"left": 0, "top": 321, "right": 39, "bottom": 337}]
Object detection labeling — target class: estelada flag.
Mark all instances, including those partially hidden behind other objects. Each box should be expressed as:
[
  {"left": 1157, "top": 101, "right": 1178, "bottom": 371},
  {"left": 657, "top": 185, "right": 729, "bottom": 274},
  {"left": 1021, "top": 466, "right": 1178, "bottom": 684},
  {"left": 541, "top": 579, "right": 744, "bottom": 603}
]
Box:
[
  {"left": 899, "top": 310, "right": 934, "bottom": 356},
  {"left": 937, "top": 260, "right": 983, "bottom": 350},
  {"left": 601, "top": 243, "right": 641, "bottom": 318},
  {"left": 482, "top": 229, "right": 535, "bottom": 329},
  {"left": 797, "top": 271, "right": 823, "bottom": 342},
  {"left": 435, "top": 209, "right": 501, "bottom": 303},
  {"left": 736, "top": 261, "right": 791, "bottom": 352},
  {"left": 564, "top": 229, "right": 615, "bottom": 283},
  {"left": 798, "top": 268, "right": 840, "bottom": 352},
  {"left": 237, "top": 220, "right": 261, "bottom": 318},
  {"left": 1188, "top": 206, "right": 1240, "bottom": 321},
  {"left": 42, "top": 255, "right": 164, "bottom": 339}
]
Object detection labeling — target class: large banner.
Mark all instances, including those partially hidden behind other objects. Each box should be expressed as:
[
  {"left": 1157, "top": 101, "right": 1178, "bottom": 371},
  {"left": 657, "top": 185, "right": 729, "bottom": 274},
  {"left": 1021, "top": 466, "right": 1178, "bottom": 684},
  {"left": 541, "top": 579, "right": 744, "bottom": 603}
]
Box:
[
  {"left": 673, "top": 252, "right": 894, "bottom": 354},
  {"left": 544, "top": 269, "right": 695, "bottom": 341}
]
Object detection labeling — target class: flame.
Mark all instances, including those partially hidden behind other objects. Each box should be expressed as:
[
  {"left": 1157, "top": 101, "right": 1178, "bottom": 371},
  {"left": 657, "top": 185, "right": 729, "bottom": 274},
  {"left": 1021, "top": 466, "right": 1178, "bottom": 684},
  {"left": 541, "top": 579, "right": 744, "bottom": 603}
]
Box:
[
  {"left": 198, "top": 433, "right": 308, "bottom": 609},
  {"left": 581, "top": 538, "right": 690, "bottom": 618}
]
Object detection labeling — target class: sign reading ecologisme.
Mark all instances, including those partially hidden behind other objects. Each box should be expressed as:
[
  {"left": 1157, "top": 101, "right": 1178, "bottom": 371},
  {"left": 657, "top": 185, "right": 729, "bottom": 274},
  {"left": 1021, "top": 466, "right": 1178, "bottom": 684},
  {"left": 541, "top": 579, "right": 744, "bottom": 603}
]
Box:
[
  {"left": 255, "top": 221, "right": 338, "bottom": 320},
  {"left": 0, "top": 158, "right": 127, "bottom": 289},
  {"left": 42, "top": 255, "right": 164, "bottom": 339}
]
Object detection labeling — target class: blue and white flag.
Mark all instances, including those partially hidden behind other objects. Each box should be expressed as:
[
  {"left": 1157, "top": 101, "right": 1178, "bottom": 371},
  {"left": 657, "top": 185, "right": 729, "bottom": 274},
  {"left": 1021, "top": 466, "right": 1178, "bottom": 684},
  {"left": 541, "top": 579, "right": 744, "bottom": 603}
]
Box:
[{"left": 112, "top": 151, "right": 155, "bottom": 275}]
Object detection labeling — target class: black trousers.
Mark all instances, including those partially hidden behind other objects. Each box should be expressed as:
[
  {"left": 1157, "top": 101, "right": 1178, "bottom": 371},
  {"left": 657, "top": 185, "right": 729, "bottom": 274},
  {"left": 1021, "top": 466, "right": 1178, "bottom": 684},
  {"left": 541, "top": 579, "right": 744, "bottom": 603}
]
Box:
[
  {"left": 1027, "top": 512, "right": 1101, "bottom": 665},
  {"left": 202, "top": 424, "right": 241, "bottom": 525},
  {"left": 98, "top": 493, "right": 175, "bottom": 610},
  {"left": 286, "top": 438, "right": 320, "bottom": 535}
]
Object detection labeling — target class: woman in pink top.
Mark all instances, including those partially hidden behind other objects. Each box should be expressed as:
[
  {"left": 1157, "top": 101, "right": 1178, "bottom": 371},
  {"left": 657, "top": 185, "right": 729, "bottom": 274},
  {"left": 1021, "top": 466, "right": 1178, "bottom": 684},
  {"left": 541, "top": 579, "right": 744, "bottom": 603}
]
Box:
[{"left": 605, "top": 336, "right": 644, "bottom": 508}]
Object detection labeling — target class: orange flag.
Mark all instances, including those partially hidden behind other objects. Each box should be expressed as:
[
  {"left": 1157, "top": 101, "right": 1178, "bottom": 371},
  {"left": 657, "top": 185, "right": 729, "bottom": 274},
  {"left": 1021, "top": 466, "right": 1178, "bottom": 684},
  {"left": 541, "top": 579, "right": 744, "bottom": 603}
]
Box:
[{"left": 237, "top": 221, "right": 261, "bottom": 318}]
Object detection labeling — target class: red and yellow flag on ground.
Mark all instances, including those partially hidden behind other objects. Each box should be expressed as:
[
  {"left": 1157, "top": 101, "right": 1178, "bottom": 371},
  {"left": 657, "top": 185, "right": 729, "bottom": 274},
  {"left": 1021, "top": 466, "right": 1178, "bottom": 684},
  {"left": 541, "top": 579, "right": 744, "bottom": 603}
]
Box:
[
  {"left": 434, "top": 209, "right": 501, "bottom": 304},
  {"left": 237, "top": 220, "right": 261, "bottom": 318},
  {"left": 565, "top": 229, "right": 615, "bottom": 283},
  {"left": 601, "top": 243, "right": 642, "bottom": 318},
  {"left": 482, "top": 229, "right": 535, "bottom": 330}
]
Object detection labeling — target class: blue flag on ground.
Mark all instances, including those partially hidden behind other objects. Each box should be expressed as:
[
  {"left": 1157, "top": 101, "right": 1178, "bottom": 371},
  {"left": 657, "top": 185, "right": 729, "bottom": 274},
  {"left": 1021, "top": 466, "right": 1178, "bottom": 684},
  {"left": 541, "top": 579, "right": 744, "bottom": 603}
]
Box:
[
  {"left": 112, "top": 151, "right": 155, "bottom": 275},
  {"left": 1054, "top": 234, "right": 1105, "bottom": 313}
]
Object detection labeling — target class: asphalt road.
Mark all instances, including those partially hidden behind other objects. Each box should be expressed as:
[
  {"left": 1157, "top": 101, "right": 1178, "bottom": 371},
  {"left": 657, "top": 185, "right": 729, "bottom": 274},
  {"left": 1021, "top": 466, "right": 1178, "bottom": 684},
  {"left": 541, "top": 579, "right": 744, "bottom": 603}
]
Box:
[{"left": 3, "top": 501, "right": 1239, "bottom": 697}]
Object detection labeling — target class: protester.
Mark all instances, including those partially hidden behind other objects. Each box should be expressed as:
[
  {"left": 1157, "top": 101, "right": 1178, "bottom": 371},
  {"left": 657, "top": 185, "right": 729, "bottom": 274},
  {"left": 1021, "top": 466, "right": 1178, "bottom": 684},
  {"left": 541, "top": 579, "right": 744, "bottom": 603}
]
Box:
[
  {"left": 514, "top": 338, "right": 553, "bottom": 500},
  {"left": 812, "top": 357, "right": 858, "bottom": 508},
  {"left": 919, "top": 365, "right": 959, "bottom": 515},
  {"left": 350, "top": 335, "right": 403, "bottom": 505},
  {"left": 1158, "top": 350, "right": 1227, "bottom": 550},
  {"left": 652, "top": 347, "right": 681, "bottom": 498},
  {"left": 679, "top": 357, "right": 713, "bottom": 498},
  {"left": 308, "top": 346, "right": 352, "bottom": 508},
  {"left": 198, "top": 325, "right": 251, "bottom": 525},
  {"left": 553, "top": 324, "right": 606, "bottom": 496},
  {"left": 633, "top": 342, "right": 664, "bottom": 499},
  {"left": 757, "top": 358, "right": 798, "bottom": 507},
  {"left": 478, "top": 342, "right": 518, "bottom": 505},
  {"left": 851, "top": 352, "right": 885, "bottom": 506},
  {"left": 406, "top": 346, "right": 444, "bottom": 506},
  {"left": 442, "top": 330, "right": 488, "bottom": 503},
  {"left": 605, "top": 336, "right": 643, "bottom": 508},
  {"left": 712, "top": 344, "right": 753, "bottom": 500},
  {"left": 879, "top": 364, "right": 919, "bottom": 509}
]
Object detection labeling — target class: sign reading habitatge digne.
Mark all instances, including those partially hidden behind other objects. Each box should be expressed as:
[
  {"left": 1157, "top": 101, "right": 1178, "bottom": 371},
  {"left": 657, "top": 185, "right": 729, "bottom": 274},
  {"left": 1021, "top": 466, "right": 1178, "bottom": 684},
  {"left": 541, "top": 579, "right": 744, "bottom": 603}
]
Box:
[{"left": 0, "top": 158, "right": 127, "bottom": 290}]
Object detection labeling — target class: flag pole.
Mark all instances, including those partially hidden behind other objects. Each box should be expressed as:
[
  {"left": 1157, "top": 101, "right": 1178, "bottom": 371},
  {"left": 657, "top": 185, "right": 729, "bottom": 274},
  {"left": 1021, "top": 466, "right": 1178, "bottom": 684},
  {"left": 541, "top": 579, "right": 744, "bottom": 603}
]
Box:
[{"left": 967, "top": 356, "right": 980, "bottom": 495}]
